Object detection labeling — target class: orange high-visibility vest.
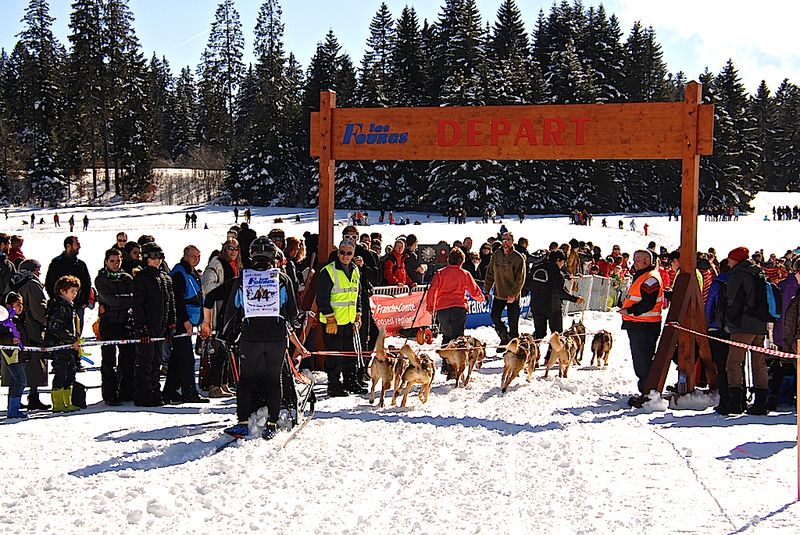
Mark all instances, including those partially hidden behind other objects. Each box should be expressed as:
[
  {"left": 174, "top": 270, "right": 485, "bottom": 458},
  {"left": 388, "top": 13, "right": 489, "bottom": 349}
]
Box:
[{"left": 622, "top": 269, "right": 664, "bottom": 323}]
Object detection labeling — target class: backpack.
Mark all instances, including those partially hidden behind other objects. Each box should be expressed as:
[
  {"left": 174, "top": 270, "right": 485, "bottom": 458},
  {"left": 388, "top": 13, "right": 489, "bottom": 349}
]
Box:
[{"left": 749, "top": 270, "right": 782, "bottom": 322}]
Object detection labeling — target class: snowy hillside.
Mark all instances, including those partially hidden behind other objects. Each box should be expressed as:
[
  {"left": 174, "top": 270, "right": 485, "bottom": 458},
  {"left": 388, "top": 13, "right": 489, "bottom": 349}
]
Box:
[{"left": 0, "top": 196, "right": 798, "bottom": 534}]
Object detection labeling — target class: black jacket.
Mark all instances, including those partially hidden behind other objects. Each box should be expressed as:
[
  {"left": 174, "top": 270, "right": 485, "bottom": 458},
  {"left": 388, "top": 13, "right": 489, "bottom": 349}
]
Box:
[
  {"left": 45, "top": 253, "right": 91, "bottom": 307},
  {"left": 133, "top": 265, "right": 176, "bottom": 336},
  {"left": 44, "top": 295, "right": 78, "bottom": 346},
  {"left": 530, "top": 260, "right": 579, "bottom": 315},
  {"left": 94, "top": 268, "right": 134, "bottom": 326},
  {"left": 726, "top": 259, "right": 768, "bottom": 335},
  {"left": 405, "top": 249, "right": 424, "bottom": 284}
]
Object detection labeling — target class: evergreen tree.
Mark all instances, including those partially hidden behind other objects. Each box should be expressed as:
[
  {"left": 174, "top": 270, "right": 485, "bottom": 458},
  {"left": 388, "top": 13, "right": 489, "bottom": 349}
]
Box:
[
  {"left": 389, "top": 7, "right": 428, "bottom": 209},
  {"left": 104, "top": 0, "right": 153, "bottom": 199},
  {"left": 17, "top": 0, "right": 66, "bottom": 205},
  {"left": 750, "top": 80, "right": 779, "bottom": 190},
  {"left": 622, "top": 22, "right": 669, "bottom": 102},
  {"left": 769, "top": 80, "right": 800, "bottom": 191},
  {"left": 581, "top": 7, "right": 625, "bottom": 103},
  {"left": 227, "top": 0, "right": 299, "bottom": 205},
  {"left": 67, "top": 0, "right": 104, "bottom": 198},
  {"left": 147, "top": 54, "right": 176, "bottom": 162},
  {"left": 197, "top": 0, "right": 245, "bottom": 155},
  {"left": 303, "top": 30, "right": 357, "bottom": 205},
  {"left": 0, "top": 49, "right": 21, "bottom": 199},
  {"left": 171, "top": 66, "right": 198, "bottom": 162},
  {"left": 699, "top": 61, "right": 763, "bottom": 209},
  {"left": 486, "top": 0, "right": 530, "bottom": 105}
]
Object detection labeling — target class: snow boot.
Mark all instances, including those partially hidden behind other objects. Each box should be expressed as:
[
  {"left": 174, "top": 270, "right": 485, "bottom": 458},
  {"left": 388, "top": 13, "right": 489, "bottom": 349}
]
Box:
[
  {"left": 27, "top": 393, "right": 51, "bottom": 411},
  {"left": 262, "top": 422, "right": 278, "bottom": 440},
  {"left": 746, "top": 388, "right": 769, "bottom": 416},
  {"left": 7, "top": 397, "right": 27, "bottom": 419},
  {"left": 51, "top": 389, "right": 66, "bottom": 412},
  {"left": 62, "top": 387, "right": 80, "bottom": 412},
  {"left": 713, "top": 384, "right": 729, "bottom": 414},
  {"left": 224, "top": 421, "right": 250, "bottom": 438},
  {"left": 719, "top": 386, "right": 745, "bottom": 415}
]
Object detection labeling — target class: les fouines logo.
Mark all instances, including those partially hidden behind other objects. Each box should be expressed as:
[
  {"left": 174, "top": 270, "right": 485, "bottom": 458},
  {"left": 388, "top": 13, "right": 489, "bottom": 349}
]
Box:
[{"left": 342, "top": 123, "right": 408, "bottom": 145}]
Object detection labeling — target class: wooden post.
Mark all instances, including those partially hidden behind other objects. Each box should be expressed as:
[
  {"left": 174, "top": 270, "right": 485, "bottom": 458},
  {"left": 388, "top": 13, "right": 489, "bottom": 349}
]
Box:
[
  {"left": 643, "top": 81, "right": 717, "bottom": 394},
  {"left": 318, "top": 91, "right": 336, "bottom": 264},
  {"left": 797, "top": 340, "right": 800, "bottom": 501}
]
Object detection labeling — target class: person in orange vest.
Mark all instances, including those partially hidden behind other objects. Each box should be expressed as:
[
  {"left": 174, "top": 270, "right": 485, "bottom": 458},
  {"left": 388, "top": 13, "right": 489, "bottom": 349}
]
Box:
[{"left": 619, "top": 250, "right": 664, "bottom": 403}]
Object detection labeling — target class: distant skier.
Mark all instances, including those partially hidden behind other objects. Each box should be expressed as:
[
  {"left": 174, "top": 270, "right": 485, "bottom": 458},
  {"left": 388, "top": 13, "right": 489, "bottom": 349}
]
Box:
[
  {"left": 234, "top": 206, "right": 239, "bottom": 223},
  {"left": 82, "top": 215, "right": 89, "bottom": 231},
  {"left": 53, "top": 213, "right": 60, "bottom": 227},
  {"left": 68, "top": 215, "right": 74, "bottom": 232},
  {"left": 30, "top": 214, "right": 34, "bottom": 229},
  {"left": 190, "top": 212, "right": 197, "bottom": 229},
  {"left": 643, "top": 223, "right": 649, "bottom": 236},
  {"left": 184, "top": 213, "right": 190, "bottom": 229},
  {"left": 630, "top": 219, "right": 636, "bottom": 232}
]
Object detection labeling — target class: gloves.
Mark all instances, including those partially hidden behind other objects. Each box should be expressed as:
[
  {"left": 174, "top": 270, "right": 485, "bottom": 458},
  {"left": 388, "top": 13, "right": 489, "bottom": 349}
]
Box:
[
  {"left": 139, "top": 326, "right": 151, "bottom": 345},
  {"left": 353, "top": 313, "right": 362, "bottom": 331},
  {"left": 325, "top": 315, "right": 338, "bottom": 335}
]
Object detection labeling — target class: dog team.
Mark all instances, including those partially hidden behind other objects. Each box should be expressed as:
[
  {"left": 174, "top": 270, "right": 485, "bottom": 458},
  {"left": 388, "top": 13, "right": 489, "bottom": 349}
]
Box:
[{"left": 366, "top": 322, "right": 613, "bottom": 407}]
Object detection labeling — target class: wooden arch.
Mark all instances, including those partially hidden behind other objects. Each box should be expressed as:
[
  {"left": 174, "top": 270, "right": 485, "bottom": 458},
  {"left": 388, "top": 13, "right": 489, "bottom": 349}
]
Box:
[{"left": 310, "top": 82, "right": 715, "bottom": 394}]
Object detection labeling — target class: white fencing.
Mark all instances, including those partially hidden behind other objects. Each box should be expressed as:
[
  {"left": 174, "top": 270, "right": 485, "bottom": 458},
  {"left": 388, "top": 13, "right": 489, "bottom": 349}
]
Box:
[{"left": 563, "top": 275, "right": 632, "bottom": 315}]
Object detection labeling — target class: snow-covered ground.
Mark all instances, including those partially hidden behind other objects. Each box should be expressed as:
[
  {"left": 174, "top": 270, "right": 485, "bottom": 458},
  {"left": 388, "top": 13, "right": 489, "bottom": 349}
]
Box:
[{"left": 0, "top": 195, "right": 798, "bottom": 534}]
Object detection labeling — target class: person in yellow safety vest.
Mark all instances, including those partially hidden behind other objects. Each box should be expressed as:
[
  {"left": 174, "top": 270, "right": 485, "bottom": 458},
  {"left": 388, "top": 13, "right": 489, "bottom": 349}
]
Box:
[
  {"left": 316, "top": 239, "right": 362, "bottom": 397},
  {"left": 619, "top": 250, "right": 664, "bottom": 405}
]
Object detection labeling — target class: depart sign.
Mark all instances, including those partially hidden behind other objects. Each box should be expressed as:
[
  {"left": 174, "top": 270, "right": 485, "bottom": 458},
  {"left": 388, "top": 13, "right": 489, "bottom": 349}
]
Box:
[{"left": 310, "top": 102, "right": 714, "bottom": 161}]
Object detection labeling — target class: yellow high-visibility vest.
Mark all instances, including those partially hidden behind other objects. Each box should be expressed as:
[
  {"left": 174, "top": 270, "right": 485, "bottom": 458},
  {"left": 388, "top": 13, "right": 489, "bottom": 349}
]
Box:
[{"left": 320, "top": 262, "right": 360, "bottom": 325}]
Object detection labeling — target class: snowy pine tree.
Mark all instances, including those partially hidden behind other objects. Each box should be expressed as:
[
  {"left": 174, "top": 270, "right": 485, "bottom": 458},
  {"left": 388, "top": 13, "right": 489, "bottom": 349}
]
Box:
[{"left": 18, "top": 0, "right": 66, "bottom": 205}]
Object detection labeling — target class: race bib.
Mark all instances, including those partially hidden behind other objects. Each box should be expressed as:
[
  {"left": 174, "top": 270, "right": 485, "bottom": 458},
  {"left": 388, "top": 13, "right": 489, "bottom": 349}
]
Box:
[{"left": 242, "top": 268, "right": 280, "bottom": 318}]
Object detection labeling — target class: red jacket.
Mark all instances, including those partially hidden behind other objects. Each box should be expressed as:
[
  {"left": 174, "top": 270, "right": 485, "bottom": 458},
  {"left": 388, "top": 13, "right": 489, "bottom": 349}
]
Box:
[
  {"left": 426, "top": 265, "right": 484, "bottom": 311},
  {"left": 383, "top": 251, "right": 412, "bottom": 285}
]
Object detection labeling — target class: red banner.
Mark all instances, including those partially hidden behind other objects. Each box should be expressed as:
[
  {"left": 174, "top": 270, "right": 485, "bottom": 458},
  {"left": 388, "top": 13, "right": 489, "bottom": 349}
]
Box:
[{"left": 370, "top": 292, "right": 432, "bottom": 334}]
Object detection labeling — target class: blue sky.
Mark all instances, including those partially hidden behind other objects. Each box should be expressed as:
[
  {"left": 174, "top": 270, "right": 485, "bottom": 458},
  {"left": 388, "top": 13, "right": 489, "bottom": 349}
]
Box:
[{"left": 1, "top": 1, "right": 798, "bottom": 93}]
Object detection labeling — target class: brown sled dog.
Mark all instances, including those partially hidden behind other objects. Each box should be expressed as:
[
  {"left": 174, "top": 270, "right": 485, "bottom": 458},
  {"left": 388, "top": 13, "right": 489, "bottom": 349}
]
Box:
[
  {"left": 437, "top": 335, "right": 486, "bottom": 387},
  {"left": 590, "top": 330, "right": 613, "bottom": 367},
  {"left": 545, "top": 332, "right": 577, "bottom": 379},
  {"left": 370, "top": 327, "right": 407, "bottom": 407},
  {"left": 563, "top": 318, "right": 586, "bottom": 364},
  {"left": 392, "top": 343, "right": 436, "bottom": 407},
  {"left": 500, "top": 334, "right": 539, "bottom": 392}
]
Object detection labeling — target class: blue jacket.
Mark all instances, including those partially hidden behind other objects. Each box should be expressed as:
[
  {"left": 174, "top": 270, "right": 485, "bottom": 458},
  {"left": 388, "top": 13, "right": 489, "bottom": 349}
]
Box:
[
  {"left": 774, "top": 274, "right": 800, "bottom": 347},
  {"left": 704, "top": 271, "right": 730, "bottom": 331}
]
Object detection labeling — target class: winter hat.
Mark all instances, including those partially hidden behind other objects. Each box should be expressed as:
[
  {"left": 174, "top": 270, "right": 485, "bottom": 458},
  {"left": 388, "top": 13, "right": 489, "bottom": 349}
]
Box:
[
  {"left": 18, "top": 259, "right": 41, "bottom": 274},
  {"left": 727, "top": 246, "right": 749, "bottom": 264}
]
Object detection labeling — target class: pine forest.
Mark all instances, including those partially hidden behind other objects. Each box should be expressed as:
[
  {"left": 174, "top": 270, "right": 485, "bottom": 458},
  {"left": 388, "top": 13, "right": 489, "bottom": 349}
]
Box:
[{"left": 1, "top": 0, "right": 799, "bottom": 214}]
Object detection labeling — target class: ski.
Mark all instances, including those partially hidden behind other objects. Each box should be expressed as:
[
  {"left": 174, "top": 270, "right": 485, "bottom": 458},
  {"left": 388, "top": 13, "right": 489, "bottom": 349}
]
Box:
[{"left": 212, "top": 435, "right": 239, "bottom": 454}]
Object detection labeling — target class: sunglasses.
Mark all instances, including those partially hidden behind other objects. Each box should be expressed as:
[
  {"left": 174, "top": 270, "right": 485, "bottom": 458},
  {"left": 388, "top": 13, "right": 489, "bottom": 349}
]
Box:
[
  {"left": 226, "top": 246, "right": 239, "bottom": 251},
  {"left": 338, "top": 250, "right": 354, "bottom": 256},
  {"left": 145, "top": 252, "right": 165, "bottom": 260}
]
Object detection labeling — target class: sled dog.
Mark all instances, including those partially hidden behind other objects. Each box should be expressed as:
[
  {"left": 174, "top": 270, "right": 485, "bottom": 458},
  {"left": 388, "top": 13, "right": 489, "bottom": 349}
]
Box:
[
  {"left": 545, "top": 332, "right": 577, "bottom": 379},
  {"left": 500, "top": 334, "right": 539, "bottom": 392},
  {"left": 370, "top": 327, "right": 408, "bottom": 407},
  {"left": 590, "top": 330, "right": 613, "bottom": 367},
  {"left": 392, "top": 343, "right": 436, "bottom": 407}
]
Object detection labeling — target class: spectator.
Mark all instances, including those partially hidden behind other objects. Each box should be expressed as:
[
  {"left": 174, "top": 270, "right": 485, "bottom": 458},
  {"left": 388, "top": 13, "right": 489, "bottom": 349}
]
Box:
[
  {"left": 620, "top": 250, "right": 664, "bottom": 403},
  {"left": 483, "top": 232, "right": 526, "bottom": 346},
  {"left": 7, "top": 259, "right": 49, "bottom": 410},
  {"left": 529, "top": 250, "right": 583, "bottom": 342},
  {"left": 165, "top": 245, "right": 208, "bottom": 404},
  {"left": 44, "top": 236, "right": 91, "bottom": 333},
  {"left": 383, "top": 238, "right": 413, "bottom": 287},
  {"left": 427, "top": 248, "right": 485, "bottom": 376},
  {"left": 721, "top": 246, "right": 770, "bottom": 415},
  {"left": 94, "top": 248, "right": 136, "bottom": 405},
  {"left": 8, "top": 235, "right": 25, "bottom": 266},
  {"left": 132, "top": 242, "right": 176, "bottom": 407},
  {"left": 45, "top": 275, "right": 82, "bottom": 413}
]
